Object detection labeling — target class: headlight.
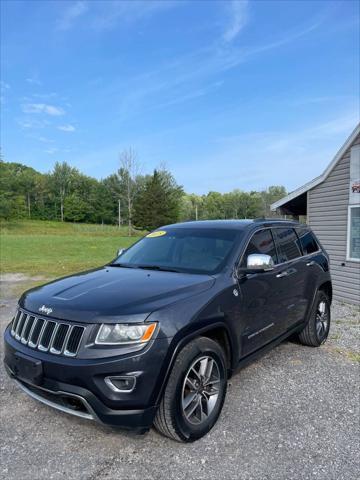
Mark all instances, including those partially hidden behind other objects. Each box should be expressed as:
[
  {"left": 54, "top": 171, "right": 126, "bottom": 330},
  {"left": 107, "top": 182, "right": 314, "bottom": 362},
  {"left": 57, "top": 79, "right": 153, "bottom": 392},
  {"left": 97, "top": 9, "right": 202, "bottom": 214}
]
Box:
[{"left": 95, "top": 323, "right": 157, "bottom": 345}]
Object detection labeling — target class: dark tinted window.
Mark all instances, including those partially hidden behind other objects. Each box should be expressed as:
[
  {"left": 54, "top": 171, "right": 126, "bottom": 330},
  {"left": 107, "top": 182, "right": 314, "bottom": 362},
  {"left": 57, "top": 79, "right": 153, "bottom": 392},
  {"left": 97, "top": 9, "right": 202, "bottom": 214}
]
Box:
[
  {"left": 296, "top": 226, "right": 319, "bottom": 255},
  {"left": 241, "top": 229, "right": 277, "bottom": 266},
  {"left": 273, "top": 228, "right": 302, "bottom": 263}
]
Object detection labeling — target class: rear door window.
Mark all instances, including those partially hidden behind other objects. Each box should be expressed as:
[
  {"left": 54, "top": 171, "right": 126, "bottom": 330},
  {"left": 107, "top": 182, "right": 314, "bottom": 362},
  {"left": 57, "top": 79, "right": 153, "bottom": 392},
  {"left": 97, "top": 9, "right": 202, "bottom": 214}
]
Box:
[
  {"left": 272, "top": 228, "right": 302, "bottom": 263},
  {"left": 296, "top": 226, "right": 319, "bottom": 255}
]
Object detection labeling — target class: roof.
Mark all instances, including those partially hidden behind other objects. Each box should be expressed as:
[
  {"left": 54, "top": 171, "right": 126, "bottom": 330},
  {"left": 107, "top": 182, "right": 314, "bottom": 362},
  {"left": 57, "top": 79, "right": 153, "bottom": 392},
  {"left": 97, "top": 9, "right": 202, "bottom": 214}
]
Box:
[
  {"left": 271, "top": 122, "right": 360, "bottom": 211},
  {"left": 163, "top": 219, "right": 299, "bottom": 230}
]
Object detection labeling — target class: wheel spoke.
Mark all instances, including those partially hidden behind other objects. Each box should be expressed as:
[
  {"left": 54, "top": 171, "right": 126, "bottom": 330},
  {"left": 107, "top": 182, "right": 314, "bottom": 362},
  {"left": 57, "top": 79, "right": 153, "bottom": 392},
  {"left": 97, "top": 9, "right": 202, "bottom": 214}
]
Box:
[
  {"left": 199, "top": 398, "right": 207, "bottom": 422},
  {"left": 183, "top": 391, "right": 197, "bottom": 410},
  {"left": 185, "top": 377, "right": 196, "bottom": 390},
  {"left": 190, "top": 366, "right": 202, "bottom": 381},
  {"left": 186, "top": 395, "right": 200, "bottom": 418},
  {"left": 203, "top": 378, "right": 220, "bottom": 387},
  {"left": 199, "top": 357, "right": 209, "bottom": 377},
  {"left": 316, "top": 321, "right": 322, "bottom": 335},
  {"left": 318, "top": 301, "right": 326, "bottom": 314},
  {"left": 204, "top": 358, "right": 214, "bottom": 383}
]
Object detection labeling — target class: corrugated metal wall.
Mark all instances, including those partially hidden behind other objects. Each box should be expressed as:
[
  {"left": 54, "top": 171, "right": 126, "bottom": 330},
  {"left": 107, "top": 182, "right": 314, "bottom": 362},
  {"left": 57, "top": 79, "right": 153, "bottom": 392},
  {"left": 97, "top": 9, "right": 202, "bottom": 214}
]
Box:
[{"left": 308, "top": 133, "right": 360, "bottom": 304}]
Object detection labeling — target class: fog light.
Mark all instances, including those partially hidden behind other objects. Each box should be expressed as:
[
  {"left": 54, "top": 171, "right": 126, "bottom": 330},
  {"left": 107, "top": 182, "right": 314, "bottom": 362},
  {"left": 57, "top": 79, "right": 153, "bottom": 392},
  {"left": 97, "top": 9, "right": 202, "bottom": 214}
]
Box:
[{"left": 105, "top": 376, "right": 136, "bottom": 393}]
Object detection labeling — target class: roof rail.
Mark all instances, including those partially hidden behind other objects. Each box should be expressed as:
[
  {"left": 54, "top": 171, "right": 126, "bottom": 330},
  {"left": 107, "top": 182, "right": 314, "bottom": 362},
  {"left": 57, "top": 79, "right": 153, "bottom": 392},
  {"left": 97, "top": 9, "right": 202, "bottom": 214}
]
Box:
[{"left": 253, "top": 217, "right": 297, "bottom": 222}]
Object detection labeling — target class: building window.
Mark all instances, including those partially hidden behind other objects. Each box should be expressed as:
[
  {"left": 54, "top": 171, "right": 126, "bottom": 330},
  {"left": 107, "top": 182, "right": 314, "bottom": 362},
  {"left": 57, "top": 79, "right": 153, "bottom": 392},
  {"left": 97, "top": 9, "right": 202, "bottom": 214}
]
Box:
[{"left": 347, "top": 205, "right": 360, "bottom": 262}]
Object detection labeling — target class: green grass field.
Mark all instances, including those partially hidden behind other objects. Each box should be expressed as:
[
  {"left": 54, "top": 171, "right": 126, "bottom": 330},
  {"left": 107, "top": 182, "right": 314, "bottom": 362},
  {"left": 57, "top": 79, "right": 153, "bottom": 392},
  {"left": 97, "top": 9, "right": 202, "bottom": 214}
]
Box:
[{"left": 0, "top": 220, "right": 143, "bottom": 278}]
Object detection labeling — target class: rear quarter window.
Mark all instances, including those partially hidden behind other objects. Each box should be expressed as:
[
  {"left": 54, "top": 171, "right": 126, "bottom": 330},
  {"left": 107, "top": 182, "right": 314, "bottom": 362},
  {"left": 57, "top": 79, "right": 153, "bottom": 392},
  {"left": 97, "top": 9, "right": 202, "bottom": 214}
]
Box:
[
  {"left": 296, "top": 226, "right": 319, "bottom": 255},
  {"left": 272, "top": 227, "right": 302, "bottom": 263}
]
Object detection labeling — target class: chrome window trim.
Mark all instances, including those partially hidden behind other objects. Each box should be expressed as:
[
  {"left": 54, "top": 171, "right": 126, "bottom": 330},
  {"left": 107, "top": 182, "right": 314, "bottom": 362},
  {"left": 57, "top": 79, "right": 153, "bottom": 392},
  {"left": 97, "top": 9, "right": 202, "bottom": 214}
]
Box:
[{"left": 237, "top": 225, "right": 322, "bottom": 272}]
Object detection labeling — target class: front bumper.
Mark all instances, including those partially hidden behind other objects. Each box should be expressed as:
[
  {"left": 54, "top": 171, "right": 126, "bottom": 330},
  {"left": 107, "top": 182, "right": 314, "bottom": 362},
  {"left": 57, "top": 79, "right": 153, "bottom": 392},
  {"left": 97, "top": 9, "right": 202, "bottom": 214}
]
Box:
[{"left": 4, "top": 326, "right": 171, "bottom": 431}]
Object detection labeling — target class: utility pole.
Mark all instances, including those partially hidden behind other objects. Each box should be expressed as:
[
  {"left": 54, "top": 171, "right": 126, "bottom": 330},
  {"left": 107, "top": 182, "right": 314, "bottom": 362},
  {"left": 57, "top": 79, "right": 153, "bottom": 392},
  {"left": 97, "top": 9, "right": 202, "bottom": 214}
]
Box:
[
  {"left": 118, "top": 199, "right": 121, "bottom": 228},
  {"left": 195, "top": 204, "right": 198, "bottom": 221}
]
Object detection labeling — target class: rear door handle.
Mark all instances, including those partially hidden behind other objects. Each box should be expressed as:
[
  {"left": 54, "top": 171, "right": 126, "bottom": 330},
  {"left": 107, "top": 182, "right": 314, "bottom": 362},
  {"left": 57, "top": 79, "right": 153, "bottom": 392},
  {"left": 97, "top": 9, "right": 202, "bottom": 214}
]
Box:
[
  {"left": 306, "top": 261, "right": 315, "bottom": 267},
  {"left": 276, "top": 271, "right": 289, "bottom": 278}
]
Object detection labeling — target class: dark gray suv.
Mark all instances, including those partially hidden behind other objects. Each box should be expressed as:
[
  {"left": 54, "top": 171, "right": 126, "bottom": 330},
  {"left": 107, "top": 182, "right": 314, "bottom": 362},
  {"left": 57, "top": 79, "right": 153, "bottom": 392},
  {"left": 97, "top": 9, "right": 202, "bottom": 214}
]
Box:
[{"left": 4, "top": 219, "right": 331, "bottom": 442}]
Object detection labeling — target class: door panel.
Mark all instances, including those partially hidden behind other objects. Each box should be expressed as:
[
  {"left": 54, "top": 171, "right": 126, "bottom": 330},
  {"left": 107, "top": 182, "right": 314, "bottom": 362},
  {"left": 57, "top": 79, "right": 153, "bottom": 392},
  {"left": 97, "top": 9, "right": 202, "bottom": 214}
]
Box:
[
  {"left": 237, "top": 269, "right": 285, "bottom": 356},
  {"left": 236, "top": 229, "right": 286, "bottom": 357},
  {"left": 272, "top": 228, "right": 308, "bottom": 330}
]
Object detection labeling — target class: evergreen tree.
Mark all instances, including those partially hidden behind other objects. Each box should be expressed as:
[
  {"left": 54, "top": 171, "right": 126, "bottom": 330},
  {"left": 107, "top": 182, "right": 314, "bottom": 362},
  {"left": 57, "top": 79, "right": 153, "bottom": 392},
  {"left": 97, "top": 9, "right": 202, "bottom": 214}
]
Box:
[{"left": 133, "top": 169, "right": 183, "bottom": 230}]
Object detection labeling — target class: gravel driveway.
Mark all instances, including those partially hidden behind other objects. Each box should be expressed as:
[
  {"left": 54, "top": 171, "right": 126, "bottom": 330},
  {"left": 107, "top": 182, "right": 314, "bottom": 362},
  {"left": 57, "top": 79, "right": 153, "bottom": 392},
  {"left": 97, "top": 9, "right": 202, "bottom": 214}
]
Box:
[{"left": 0, "top": 276, "right": 359, "bottom": 480}]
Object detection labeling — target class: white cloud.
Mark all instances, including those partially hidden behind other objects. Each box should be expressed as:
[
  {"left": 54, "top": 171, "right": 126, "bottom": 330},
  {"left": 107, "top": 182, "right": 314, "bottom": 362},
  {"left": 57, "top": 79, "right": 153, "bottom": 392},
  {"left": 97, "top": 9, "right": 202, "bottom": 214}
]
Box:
[
  {"left": 45, "top": 148, "right": 58, "bottom": 155},
  {"left": 91, "top": 0, "right": 179, "bottom": 31},
  {"left": 57, "top": 124, "right": 76, "bottom": 132},
  {"left": 22, "top": 103, "right": 65, "bottom": 116},
  {"left": 0, "top": 81, "right": 10, "bottom": 104},
  {"left": 0, "top": 80, "right": 10, "bottom": 90},
  {"left": 26, "top": 75, "right": 42, "bottom": 86},
  {"left": 17, "top": 118, "right": 49, "bottom": 129},
  {"left": 223, "top": 0, "right": 249, "bottom": 43},
  {"left": 57, "top": 1, "right": 88, "bottom": 30}
]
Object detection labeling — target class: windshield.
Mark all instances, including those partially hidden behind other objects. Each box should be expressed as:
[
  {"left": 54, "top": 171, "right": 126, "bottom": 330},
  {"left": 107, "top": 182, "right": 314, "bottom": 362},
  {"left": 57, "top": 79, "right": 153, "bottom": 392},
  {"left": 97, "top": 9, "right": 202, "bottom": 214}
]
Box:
[{"left": 112, "top": 228, "right": 241, "bottom": 274}]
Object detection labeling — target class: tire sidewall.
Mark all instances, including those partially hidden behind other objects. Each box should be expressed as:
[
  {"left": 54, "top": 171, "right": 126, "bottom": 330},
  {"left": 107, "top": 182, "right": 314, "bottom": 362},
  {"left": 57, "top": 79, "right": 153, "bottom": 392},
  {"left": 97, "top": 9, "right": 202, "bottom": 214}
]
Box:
[
  {"left": 312, "top": 291, "right": 331, "bottom": 345},
  {"left": 173, "top": 340, "right": 227, "bottom": 442}
]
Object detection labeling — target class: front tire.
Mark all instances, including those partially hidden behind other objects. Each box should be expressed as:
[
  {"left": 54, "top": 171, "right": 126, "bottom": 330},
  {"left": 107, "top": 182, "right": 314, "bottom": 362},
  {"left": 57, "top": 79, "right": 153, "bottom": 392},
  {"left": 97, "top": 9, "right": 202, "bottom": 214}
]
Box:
[
  {"left": 298, "top": 290, "right": 331, "bottom": 347},
  {"left": 154, "top": 337, "right": 227, "bottom": 442}
]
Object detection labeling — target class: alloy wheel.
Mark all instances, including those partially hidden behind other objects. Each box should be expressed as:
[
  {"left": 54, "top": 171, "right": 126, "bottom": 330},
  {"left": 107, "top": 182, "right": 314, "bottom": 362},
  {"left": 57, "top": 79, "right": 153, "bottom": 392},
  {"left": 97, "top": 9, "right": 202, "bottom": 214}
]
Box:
[
  {"left": 181, "top": 355, "right": 221, "bottom": 425},
  {"left": 316, "top": 301, "right": 329, "bottom": 340}
]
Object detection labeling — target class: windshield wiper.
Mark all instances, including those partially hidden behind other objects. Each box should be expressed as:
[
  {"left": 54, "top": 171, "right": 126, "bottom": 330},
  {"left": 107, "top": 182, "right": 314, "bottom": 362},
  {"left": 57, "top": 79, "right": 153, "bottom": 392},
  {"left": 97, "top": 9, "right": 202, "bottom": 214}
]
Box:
[
  {"left": 108, "top": 263, "right": 139, "bottom": 269},
  {"left": 136, "top": 265, "right": 181, "bottom": 273}
]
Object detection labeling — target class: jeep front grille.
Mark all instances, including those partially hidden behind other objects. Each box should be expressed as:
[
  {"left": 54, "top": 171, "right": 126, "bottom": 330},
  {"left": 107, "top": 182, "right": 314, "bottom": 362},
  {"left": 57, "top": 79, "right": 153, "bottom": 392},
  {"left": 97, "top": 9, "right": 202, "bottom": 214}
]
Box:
[{"left": 10, "top": 309, "right": 85, "bottom": 357}]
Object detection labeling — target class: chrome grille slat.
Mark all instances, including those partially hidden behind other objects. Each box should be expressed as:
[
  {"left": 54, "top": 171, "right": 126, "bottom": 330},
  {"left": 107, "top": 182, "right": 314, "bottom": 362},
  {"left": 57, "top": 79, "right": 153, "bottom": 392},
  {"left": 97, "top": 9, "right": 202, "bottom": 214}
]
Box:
[
  {"left": 64, "top": 326, "right": 86, "bottom": 357},
  {"left": 62, "top": 326, "right": 74, "bottom": 355},
  {"left": 50, "top": 324, "right": 70, "bottom": 354},
  {"left": 21, "top": 316, "right": 36, "bottom": 344},
  {"left": 11, "top": 308, "right": 86, "bottom": 357},
  {"left": 15, "top": 313, "right": 27, "bottom": 340},
  {"left": 11, "top": 310, "right": 22, "bottom": 336},
  {"left": 20, "top": 315, "right": 30, "bottom": 343},
  {"left": 38, "top": 321, "right": 57, "bottom": 351},
  {"left": 48, "top": 323, "right": 60, "bottom": 351}
]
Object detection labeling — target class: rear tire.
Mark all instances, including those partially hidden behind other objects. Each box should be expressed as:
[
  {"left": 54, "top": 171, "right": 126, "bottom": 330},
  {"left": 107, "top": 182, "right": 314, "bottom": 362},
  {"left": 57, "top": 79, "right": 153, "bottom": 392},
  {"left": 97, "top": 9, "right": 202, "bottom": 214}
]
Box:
[
  {"left": 154, "top": 337, "right": 227, "bottom": 442},
  {"left": 298, "top": 290, "right": 330, "bottom": 347}
]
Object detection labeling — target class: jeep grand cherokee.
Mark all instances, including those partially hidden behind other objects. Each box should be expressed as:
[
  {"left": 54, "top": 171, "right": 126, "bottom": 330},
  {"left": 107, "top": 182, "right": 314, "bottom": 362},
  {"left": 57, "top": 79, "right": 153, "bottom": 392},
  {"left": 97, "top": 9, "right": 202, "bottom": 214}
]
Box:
[{"left": 4, "top": 219, "right": 332, "bottom": 442}]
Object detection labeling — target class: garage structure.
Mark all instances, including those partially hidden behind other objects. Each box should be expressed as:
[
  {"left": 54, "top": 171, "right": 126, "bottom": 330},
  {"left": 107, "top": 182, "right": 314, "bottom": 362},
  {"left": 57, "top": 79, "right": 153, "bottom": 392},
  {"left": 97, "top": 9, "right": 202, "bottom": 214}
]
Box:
[{"left": 271, "top": 123, "right": 360, "bottom": 305}]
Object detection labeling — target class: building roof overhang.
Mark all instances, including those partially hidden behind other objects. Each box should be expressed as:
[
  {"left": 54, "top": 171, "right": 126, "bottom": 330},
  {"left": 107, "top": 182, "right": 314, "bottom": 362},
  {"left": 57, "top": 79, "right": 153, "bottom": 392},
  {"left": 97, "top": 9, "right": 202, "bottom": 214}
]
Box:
[{"left": 271, "top": 123, "right": 360, "bottom": 212}]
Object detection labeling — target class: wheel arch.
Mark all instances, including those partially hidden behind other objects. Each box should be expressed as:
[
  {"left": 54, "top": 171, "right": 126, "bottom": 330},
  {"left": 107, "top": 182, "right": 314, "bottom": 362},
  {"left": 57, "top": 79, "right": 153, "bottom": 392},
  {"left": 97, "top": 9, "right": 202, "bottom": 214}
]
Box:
[
  {"left": 154, "top": 322, "right": 236, "bottom": 406},
  {"left": 318, "top": 280, "right": 332, "bottom": 304}
]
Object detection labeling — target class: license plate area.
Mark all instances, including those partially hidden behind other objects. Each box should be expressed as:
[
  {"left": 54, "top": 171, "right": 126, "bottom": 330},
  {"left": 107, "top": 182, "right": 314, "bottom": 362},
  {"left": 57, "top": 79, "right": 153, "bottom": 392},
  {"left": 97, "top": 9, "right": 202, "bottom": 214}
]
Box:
[{"left": 11, "top": 352, "right": 43, "bottom": 385}]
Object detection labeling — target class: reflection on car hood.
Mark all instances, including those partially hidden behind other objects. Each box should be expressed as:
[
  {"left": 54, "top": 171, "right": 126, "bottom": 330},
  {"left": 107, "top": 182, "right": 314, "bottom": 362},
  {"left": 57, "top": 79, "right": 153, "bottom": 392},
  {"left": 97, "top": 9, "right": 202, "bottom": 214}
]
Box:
[{"left": 20, "top": 266, "right": 215, "bottom": 323}]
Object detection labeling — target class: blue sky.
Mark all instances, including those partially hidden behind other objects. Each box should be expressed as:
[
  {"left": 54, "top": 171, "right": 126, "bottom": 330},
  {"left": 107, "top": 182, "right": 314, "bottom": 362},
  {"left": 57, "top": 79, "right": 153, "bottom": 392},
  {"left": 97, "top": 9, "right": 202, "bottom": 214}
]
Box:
[{"left": 1, "top": 0, "right": 359, "bottom": 193}]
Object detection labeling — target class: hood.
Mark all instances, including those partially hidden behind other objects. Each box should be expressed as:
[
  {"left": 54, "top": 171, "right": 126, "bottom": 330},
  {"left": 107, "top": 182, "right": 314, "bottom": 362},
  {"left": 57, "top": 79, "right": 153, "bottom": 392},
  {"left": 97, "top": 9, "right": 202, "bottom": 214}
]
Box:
[{"left": 20, "top": 266, "right": 215, "bottom": 323}]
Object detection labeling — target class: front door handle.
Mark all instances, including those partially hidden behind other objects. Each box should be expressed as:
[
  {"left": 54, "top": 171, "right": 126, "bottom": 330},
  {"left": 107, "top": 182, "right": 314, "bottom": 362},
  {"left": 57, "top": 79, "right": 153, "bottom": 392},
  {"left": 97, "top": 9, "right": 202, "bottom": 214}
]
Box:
[
  {"left": 306, "top": 261, "right": 315, "bottom": 267},
  {"left": 276, "top": 271, "right": 289, "bottom": 278}
]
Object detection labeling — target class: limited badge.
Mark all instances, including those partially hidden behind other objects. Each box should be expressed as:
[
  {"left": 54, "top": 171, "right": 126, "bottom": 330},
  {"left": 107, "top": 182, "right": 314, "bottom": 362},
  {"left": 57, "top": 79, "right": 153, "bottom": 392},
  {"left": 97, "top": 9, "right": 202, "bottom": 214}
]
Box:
[
  {"left": 233, "top": 289, "right": 239, "bottom": 297},
  {"left": 146, "top": 230, "right": 167, "bottom": 238}
]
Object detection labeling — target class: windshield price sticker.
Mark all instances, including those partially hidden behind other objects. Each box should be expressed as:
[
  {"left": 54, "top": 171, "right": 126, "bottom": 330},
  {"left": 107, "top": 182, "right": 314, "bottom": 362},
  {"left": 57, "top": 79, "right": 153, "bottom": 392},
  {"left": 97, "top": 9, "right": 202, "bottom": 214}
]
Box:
[{"left": 146, "top": 230, "right": 167, "bottom": 238}]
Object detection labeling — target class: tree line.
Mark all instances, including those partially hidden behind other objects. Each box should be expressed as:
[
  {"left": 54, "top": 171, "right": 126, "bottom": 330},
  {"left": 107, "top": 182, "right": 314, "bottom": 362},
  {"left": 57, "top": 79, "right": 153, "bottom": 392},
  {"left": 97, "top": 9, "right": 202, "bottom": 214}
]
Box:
[{"left": 0, "top": 149, "right": 286, "bottom": 233}]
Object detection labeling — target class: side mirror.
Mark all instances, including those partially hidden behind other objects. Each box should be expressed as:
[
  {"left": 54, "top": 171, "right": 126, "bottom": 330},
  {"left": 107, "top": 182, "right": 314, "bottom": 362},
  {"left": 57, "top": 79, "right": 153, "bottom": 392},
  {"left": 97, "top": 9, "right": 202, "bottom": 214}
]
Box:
[
  {"left": 117, "top": 248, "right": 126, "bottom": 257},
  {"left": 237, "top": 253, "right": 274, "bottom": 275}
]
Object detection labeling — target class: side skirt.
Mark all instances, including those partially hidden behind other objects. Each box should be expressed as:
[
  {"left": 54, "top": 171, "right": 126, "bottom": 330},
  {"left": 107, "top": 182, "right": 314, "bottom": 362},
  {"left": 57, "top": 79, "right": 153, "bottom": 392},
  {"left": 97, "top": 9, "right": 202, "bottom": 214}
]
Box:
[{"left": 234, "top": 322, "right": 305, "bottom": 373}]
